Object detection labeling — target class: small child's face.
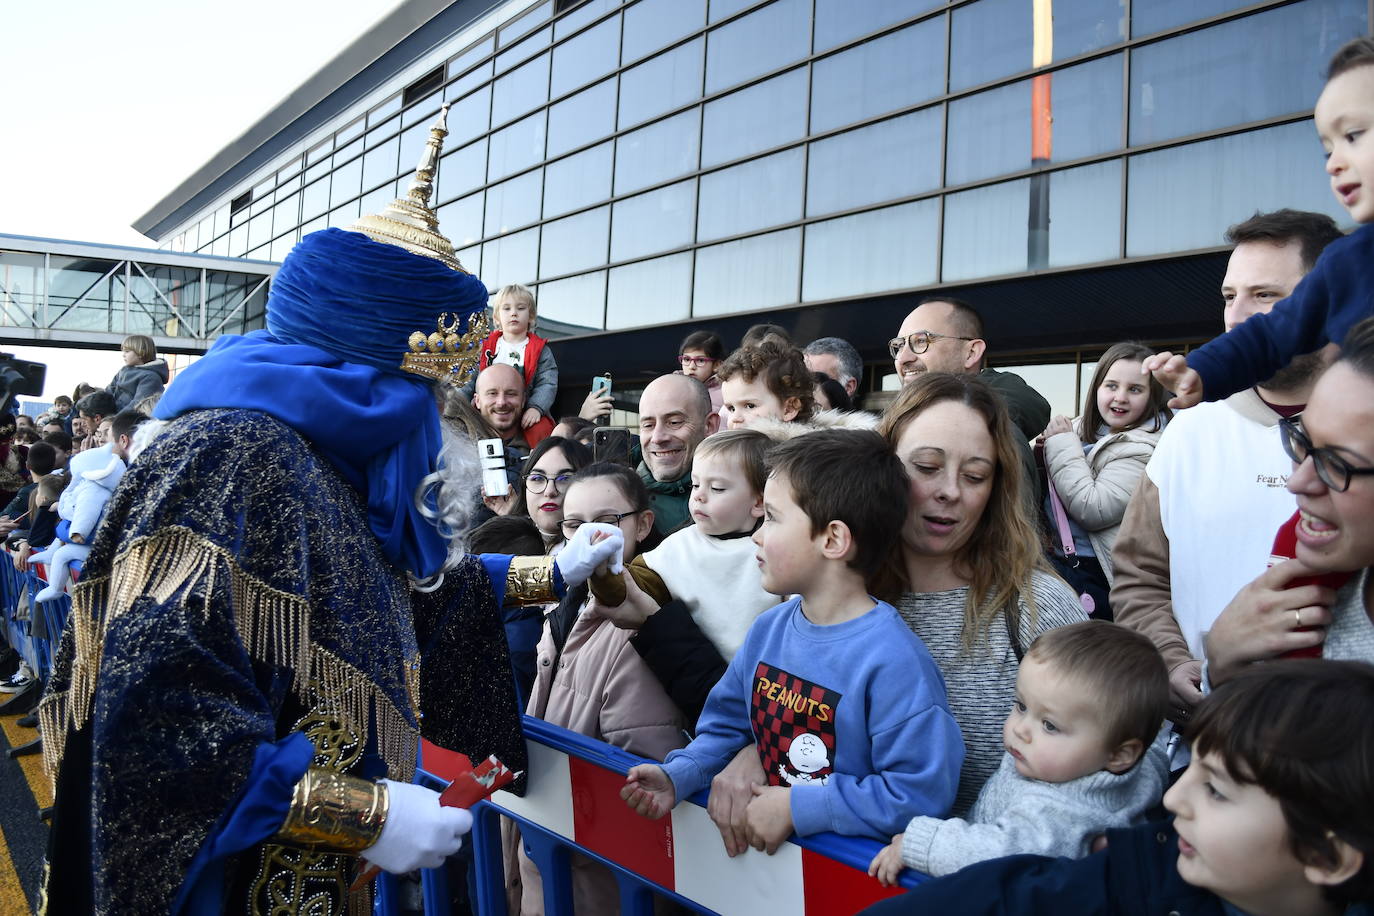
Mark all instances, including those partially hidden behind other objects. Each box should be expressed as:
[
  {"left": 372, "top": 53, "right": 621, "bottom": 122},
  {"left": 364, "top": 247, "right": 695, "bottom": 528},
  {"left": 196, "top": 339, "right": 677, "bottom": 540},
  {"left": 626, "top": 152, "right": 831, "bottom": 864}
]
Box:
[
  {"left": 121, "top": 347, "right": 140, "bottom": 367},
  {"left": 1316, "top": 64, "right": 1374, "bottom": 223},
  {"left": 1095, "top": 359, "right": 1150, "bottom": 431},
  {"left": 1003, "top": 656, "right": 1120, "bottom": 783},
  {"left": 1163, "top": 752, "right": 1312, "bottom": 914},
  {"left": 690, "top": 451, "right": 763, "bottom": 536},
  {"left": 496, "top": 296, "right": 531, "bottom": 339},
  {"left": 722, "top": 376, "right": 798, "bottom": 430},
  {"left": 679, "top": 349, "right": 717, "bottom": 382},
  {"left": 752, "top": 472, "right": 820, "bottom": 595}
]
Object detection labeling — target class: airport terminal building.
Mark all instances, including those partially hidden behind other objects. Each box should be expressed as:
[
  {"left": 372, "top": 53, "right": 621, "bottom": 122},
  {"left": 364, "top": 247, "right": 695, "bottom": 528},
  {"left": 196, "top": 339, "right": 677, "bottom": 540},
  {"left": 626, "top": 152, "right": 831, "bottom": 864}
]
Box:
[{"left": 135, "top": 0, "right": 1367, "bottom": 408}]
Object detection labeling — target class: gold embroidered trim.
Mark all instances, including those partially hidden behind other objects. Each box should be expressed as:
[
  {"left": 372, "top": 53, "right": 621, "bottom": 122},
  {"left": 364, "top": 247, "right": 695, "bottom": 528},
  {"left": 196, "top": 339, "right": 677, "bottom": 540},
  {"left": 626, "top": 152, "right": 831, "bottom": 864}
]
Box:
[
  {"left": 41, "top": 526, "right": 419, "bottom": 786},
  {"left": 505, "top": 554, "right": 556, "bottom": 605},
  {"left": 276, "top": 768, "right": 388, "bottom": 852}
]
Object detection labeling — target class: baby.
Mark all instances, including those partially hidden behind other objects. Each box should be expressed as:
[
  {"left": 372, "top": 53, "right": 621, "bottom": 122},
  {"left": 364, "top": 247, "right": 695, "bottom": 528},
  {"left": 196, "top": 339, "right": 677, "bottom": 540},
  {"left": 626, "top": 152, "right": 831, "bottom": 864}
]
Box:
[
  {"left": 870, "top": 620, "right": 1169, "bottom": 883},
  {"left": 589, "top": 428, "right": 778, "bottom": 660}
]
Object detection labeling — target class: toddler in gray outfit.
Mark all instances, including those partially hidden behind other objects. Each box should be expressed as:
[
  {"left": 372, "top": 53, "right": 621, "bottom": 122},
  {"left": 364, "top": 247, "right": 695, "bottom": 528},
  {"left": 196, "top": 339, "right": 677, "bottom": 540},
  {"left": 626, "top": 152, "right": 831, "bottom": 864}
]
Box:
[{"left": 870, "top": 620, "right": 1170, "bottom": 882}]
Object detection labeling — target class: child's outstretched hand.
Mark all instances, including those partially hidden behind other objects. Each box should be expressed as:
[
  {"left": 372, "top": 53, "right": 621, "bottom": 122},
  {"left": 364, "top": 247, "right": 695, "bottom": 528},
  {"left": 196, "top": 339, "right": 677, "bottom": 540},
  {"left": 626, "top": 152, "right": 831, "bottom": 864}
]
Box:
[
  {"left": 868, "top": 833, "right": 906, "bottom": 887},
  {"left": 621, "top": 764, "right": 676, "bottom": 819},
  {"left": 520, "top": 406, "right": 542, "bottom": 429},
  {"left": 1144, "top": 351, "right": 1204, "bottom": 409},
  {"left": 745, "top": 785, "right": 793, "bottom": 854}
]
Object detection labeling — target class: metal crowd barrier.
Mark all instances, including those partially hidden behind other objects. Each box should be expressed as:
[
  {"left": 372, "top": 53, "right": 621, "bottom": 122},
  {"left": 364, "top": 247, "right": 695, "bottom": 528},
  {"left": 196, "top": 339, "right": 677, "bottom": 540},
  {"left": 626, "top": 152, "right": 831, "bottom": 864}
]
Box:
[
  {"left": 1, "top": 552, "right": 73, "bottom": 682},
  {"left": 376, "top": 716, "right": 923, "bottom": 915}
]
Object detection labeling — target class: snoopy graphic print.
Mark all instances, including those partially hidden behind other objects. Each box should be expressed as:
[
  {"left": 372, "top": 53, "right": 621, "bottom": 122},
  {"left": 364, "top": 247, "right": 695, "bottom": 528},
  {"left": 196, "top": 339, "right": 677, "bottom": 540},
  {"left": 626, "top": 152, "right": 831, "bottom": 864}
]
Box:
[{"left": 751, "top": 661, "right": 842, "bottom": 786}]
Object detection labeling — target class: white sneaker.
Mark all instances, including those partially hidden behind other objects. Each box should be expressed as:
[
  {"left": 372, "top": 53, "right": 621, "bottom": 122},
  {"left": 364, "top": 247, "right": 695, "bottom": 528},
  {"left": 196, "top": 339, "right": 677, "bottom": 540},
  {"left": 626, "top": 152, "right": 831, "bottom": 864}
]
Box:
[{"left": 0, "top": 664, "right": 34, "bottom": 693}]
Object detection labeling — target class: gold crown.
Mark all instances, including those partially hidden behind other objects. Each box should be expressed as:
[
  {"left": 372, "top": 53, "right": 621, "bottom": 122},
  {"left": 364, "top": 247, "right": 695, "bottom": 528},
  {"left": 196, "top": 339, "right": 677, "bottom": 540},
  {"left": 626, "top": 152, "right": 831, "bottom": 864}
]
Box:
[
  {"left": 348, "top": 103, "right": 466, "bottom": 272},
  {"left": 402, "top": 310, "right": 490, "bottom": 385}
]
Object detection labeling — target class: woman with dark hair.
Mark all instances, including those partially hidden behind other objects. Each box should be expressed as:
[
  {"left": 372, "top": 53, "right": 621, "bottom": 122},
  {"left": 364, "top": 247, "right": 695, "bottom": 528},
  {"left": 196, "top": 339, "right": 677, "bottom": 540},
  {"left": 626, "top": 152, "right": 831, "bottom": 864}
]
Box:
[
  {"left": 510, "top": 435, "right": 593, "bottom": 553},
  {"left": 812, "top": 371, "right": 853, "bottom": 412},
  {"left": 878, "top": 373, "right": 1086, "bottom": 814}
]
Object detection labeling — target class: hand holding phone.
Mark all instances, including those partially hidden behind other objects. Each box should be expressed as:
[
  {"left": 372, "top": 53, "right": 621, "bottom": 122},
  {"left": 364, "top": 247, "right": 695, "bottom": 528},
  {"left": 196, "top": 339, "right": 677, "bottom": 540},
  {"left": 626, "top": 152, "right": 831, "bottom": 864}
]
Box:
[
  {"left": 477, "top": 438, "right": 510, "bottom": 498},
  {"left": 589, "top": 374, "right": 613, "bottom": 426}
]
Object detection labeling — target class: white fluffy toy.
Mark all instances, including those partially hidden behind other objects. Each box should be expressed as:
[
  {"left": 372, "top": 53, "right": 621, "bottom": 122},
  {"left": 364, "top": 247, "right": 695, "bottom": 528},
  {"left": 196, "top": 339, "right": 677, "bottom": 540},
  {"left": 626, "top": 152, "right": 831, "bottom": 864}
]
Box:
[{"left": 29, "top": 444, "right": 126, "bottom": 602}]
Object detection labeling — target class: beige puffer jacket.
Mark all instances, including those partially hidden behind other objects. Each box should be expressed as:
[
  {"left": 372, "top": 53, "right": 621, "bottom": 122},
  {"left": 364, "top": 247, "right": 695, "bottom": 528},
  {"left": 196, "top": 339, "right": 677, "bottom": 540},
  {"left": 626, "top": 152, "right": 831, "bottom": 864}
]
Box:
[{"left": 1043, "top": 419, "right": 1163, "bottom": 584}]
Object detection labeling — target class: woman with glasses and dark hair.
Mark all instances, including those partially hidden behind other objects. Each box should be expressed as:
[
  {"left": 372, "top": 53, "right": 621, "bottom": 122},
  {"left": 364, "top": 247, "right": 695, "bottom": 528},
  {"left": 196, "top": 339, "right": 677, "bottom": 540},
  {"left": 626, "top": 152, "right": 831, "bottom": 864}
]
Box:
[
  {"left": 506, "top": 462, "right": 682, "bottom": 915},
  {"left": 509, "top": 435, "right": 593, "bottom": 553},
  {"left": 1204, "top": 316, "right": 1374, "bottom": 684}
]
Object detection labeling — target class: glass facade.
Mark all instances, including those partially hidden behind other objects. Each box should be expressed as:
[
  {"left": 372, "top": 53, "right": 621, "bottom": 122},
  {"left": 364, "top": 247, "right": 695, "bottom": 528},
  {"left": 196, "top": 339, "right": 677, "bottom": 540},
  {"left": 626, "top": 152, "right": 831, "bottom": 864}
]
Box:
[{"left": 164, "top": 0, "right": 1365, "bottom": 335}]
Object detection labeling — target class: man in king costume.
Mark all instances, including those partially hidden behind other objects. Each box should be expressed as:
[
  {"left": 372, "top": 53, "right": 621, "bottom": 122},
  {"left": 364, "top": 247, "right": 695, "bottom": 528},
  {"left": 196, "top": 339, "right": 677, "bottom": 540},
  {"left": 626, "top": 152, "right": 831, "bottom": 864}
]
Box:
[{"left": 37, "top": 106, "right": 626, "bottom": 914}]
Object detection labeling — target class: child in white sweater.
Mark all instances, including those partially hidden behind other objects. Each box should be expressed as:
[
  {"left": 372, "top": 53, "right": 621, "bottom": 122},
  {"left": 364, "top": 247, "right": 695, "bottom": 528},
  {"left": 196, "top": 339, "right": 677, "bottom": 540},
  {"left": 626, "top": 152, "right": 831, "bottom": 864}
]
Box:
[
  {"left": 869, "top": 621, "right": 1170, "bottom": 882},
  {"left": 589, "top": 428, "right": 779, "bottom": 660}
]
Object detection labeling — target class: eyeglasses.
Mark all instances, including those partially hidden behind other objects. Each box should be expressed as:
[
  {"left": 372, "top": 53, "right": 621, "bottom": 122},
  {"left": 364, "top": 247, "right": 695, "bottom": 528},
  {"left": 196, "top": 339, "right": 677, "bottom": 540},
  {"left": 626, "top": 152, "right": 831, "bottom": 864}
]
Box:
[
  {"left": 679, "top": 355, "right": 717, "bottom": 368},
  {"left": 524, "top": 471, "right": 573, "bottom": 494},
  {"left": 560, "top": 510, "right": 642, "bottom": 538},
  {"left": 1279, "top": 415, "right": 1374, "bottom": 493},
  {"left": 887, "top": 330, "right": 978, "bottom": 360}
]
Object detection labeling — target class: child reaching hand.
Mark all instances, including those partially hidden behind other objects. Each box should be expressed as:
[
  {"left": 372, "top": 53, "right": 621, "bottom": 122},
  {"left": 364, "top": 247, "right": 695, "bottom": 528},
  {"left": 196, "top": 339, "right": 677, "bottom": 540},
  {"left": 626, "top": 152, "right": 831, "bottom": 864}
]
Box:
[
  {"left": 1151, "top": 38, "right": 1374, "bottom": 408},
  {"left": 620, "top": 429, "right": 963, "bottom": 850},
  {"left": 869, "top": 621, "right": 1169, "bottom": 884},
  {"left": 588, "top": 429, "right": 779, "bottom": 660}
]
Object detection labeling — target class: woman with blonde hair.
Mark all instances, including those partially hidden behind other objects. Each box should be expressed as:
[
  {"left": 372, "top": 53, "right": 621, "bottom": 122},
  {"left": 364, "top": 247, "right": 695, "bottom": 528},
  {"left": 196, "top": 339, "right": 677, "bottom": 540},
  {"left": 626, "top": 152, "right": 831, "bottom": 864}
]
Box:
[
  {"left": 878, "top": 373, "right": 1085, "bottom": 814},
  {"left": 106, "top": 334, "right": 168, "bottom": 410}
]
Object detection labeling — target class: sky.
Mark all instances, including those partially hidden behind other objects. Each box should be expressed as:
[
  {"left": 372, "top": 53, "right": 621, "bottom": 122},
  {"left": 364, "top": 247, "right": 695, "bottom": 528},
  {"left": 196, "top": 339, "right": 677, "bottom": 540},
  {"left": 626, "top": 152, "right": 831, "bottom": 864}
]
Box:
[{"left": 0, "top": 0, "right": 407, "bottom": 404}]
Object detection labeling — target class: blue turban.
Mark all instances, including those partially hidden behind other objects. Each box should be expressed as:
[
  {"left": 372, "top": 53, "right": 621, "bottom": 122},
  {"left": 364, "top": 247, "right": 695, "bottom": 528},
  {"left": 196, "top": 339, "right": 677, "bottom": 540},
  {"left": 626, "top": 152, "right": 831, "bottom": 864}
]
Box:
[{"left": 156, "top": 228, "right": 490, "bottom": 578}]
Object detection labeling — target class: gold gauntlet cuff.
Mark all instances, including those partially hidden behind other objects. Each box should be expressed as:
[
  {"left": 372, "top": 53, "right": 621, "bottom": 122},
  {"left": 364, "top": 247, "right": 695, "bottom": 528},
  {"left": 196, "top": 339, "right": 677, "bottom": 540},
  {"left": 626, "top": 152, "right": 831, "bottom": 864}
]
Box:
[
  {"left": 276, "top": 768, "right": 389, "bottom": 853},
  {"left": 506, "top": 555, "right": 557, "bottom": 605}
]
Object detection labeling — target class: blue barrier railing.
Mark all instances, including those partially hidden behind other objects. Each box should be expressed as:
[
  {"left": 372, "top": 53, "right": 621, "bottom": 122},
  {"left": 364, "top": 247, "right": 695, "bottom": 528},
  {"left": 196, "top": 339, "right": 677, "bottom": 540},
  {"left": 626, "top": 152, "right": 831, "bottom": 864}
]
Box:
[{"left": 1, "top": 554, "right": 72, "bottom": 682}]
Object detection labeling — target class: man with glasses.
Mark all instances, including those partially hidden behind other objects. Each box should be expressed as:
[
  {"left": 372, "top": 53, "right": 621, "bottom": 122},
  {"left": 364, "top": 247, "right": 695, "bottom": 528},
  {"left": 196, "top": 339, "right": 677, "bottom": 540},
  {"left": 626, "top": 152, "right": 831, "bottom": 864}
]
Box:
[
  {"left": 1114, "top": 209, "right": 1344, "bottom": 729},
  {"left": 889, "top": 297, "right": 1050, "bottom": 442}
]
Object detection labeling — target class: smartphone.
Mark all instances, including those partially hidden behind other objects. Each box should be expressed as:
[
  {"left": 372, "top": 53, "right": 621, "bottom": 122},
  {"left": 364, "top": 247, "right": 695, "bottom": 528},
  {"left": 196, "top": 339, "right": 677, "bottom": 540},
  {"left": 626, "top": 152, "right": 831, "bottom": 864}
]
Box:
[
  {"left": 592, "top": 427, "right": 634, "bottom": 467},
  {"left": 591, "top": 373, "right": 612, "bottom": 426},
  {"left": 477, "top": 438, "right": 509, "bottom": 498}
]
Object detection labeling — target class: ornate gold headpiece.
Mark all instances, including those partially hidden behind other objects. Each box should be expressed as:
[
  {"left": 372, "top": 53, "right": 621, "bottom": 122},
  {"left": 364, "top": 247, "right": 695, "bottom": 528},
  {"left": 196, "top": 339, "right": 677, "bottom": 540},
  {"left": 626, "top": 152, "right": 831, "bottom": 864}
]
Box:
[
  {"left": 349, "top": 103, "right": 466, "bottom": 272},
  {"left": 402, "top": 310, "right": 490, "bottom": 384}
]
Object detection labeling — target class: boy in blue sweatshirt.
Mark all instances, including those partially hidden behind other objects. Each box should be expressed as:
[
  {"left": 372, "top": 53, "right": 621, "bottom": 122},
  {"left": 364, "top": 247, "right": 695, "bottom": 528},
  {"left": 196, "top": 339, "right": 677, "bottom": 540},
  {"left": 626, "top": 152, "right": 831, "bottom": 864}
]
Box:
[
  {"left": 620, "top": 429, "right": 963, "bottom": 851},
  {"left": 1150, "top": 38, "right": 1374, "bottom": 407}
]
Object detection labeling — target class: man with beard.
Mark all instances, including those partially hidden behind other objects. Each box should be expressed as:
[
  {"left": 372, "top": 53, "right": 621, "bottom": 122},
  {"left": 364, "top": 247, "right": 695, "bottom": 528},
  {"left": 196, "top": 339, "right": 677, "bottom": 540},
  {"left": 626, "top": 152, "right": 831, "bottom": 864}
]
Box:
[
  {"left": 1113, "top": 209, "right": 1343, "bottom": 724},
  {"left": 37, "top": 109, "right": 624, "bottom": 915}
]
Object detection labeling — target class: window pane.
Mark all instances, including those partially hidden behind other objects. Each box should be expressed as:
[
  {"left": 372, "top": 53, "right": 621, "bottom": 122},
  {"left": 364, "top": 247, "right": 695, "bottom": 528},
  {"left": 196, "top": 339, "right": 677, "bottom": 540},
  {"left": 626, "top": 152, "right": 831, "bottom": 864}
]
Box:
[
  {"left": 547, "top": 78, "right": 617, "bottom": 157},
  {"left": 330, "top": 156, "right": 363, "bottom": 208},
  {"left": 614, "top": 109, "right": 701, "bottom": 195},
  {"left": 1132, "top": 0, "right": 1244, "bottom": 38},
  {"left": 499, "top": 2, "right": 550, "bottom": 46},
  {"left": 624, "top": 0, "right": 705, "bottom": 61},
  {"left": 437, "top": 191, "right": 484, "bottom": 248},
  {"left": 611, "top": 179, "right": 697, "bottom": 261},
  {"left": 362, "top": 135, "right": 400, "bottom": 191},
  {"left": 398, "top": 119, "right": 433, "bottom": 178},
  {"left": 438, "top": 137, "right": 487, "bottom": 205},
  {"left": 802, "top": 200, "right": 939, "bottom": 301},
  {"left": 446, "top": 59, "right": 493, "bottom": 101},
  {"left": 484, "top": 226, "right": 540, "bottom": 285},
  {"left": 697, "top": 148, "right": 803, "bottom": 241},
  {"left": 540, "top": 207, "right": 610, "bottom": 277},
  {"left": 1129, "top": 0, "right": 1365, "bottom": 146},
  {"left": 951, "top": 0, "right": 1124, "bottom": 91},
  {"left": 484, "top": 170, "right": 543, "bottom": 237},
  {"left": 1127, "top": 121, "right": 1347, "bottom": 257},
  {"left": 806, "top": 109, "right": 942, "bottom": 217},
  {"left": 488, "top": 112, "right": 547, "bottom": 181},
  {"left": 496, "top": 26, "right": 550, "bottom": 74},
  {"left": 450, "top": 36, "right": 495, "bottom": 76},
  {"left": 492, "top": 51, "right": 550, "bottom": 125},
  {"left": 693, "top": 228, "right": 800, "bottom": 316},
  {"left": 445, "top": 86, "right": 491, "bottom": 147},
  {"left": 946, "top": 55, "right": 1122, "bottom": 185},
  {"left": 709, "top": 0, "right": 756, "bottom": 21},
  {"left": 814, "top": 0, "right": 938, "bottom": 53},
  {"left": 537, "top": 271, "right": 606, "bottom": 330},
  {"left": 701, "top": 68, "right": 806, "bottom": 167},
  {"left": 554, "top": 0, "right": 619, "bottom": 39},
  {"left": 811, "top": 19, "right": 946, "bottom": 134},
  {"left": 619, "top": 39, "right": 704, "bottom": 129},
  {"left": 942, "top": 179, "right": 1031, "bottom": 282},
  {"left": 607, "top": 253, "right": 693, "bottom": 327},
  {"left": 1047, "top": 160, "right": 1122, "bottom": 267},
  {"left": 705, "top": 0, "right": 809, "bottom": 95},
  {"left": 551, "top": 15, "right": 620, "bottom": 97},
  {"left": 544, "top": 142, "right": 613, "bottom": 217},
  {"left": 457, "top": 244, "right": 481, "bottom": 276},
  {"left": 302, "top": 176, "right": 331, "bottom": 221}
]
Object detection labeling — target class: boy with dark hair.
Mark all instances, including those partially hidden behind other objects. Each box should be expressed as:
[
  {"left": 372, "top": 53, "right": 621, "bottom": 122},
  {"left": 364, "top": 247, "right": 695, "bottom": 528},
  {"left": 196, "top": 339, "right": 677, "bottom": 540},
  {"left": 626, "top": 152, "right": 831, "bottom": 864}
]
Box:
[
  {"left": 870, "top": 621, "right": 1169, "bottom": 881},
  {"left": 860, "top": 660, "right": 1374, "bottom": 915},
  {"left": 1152, "top": 37, "right": 1374, "bottom": 406},
  {"left": 621, "top": 429, "right": 963, "bottom": 849}
]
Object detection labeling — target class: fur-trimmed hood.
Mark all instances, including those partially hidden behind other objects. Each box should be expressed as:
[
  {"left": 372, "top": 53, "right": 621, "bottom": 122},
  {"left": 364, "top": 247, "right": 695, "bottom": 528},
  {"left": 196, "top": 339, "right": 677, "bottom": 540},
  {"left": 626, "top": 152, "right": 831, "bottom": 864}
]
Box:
[{"left": 746, "top": 408, "right": 879, "bottom": 441}]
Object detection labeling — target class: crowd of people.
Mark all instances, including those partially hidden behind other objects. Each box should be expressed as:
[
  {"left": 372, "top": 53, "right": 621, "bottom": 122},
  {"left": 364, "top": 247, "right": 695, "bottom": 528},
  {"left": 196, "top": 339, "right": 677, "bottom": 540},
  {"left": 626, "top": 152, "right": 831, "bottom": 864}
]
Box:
[{"left": 1, "top": 36, "right": 1372, "bottom": 916}]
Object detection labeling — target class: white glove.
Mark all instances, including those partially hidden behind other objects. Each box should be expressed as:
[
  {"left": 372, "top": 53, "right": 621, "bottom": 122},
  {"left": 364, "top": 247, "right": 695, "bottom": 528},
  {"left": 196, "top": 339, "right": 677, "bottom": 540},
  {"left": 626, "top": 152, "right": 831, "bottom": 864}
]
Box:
[
  {"left": 554, "top": 522, "right": 625, "bottom": 586},
  {"left": 362, "top": 779, "right": 473, "bottom": 874}
]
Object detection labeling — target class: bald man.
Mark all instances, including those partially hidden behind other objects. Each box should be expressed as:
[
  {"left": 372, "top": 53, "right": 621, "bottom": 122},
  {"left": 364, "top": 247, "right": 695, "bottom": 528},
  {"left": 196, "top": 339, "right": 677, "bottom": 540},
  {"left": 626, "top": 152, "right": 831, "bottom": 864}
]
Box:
[{"left": 637, "top": 373, "right": 719, "bottom": 535}]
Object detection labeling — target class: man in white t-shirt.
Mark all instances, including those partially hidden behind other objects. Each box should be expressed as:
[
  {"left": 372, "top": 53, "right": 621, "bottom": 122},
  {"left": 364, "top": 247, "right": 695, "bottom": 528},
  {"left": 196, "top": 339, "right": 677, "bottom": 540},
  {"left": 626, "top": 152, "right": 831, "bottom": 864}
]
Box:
[{"left": 1114, "top": 209, "right": 1343, "bottom": 722}]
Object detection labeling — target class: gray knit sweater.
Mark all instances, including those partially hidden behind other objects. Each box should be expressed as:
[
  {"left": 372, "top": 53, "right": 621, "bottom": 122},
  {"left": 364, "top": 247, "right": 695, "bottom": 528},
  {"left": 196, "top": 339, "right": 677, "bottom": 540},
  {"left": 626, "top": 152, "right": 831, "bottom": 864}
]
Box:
[
  {"left": 898, "top": 570, "right": 1087, "bottom": 814},
  {"left": 900, "top": 731, "right": 1170, "bottom": 877}
]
